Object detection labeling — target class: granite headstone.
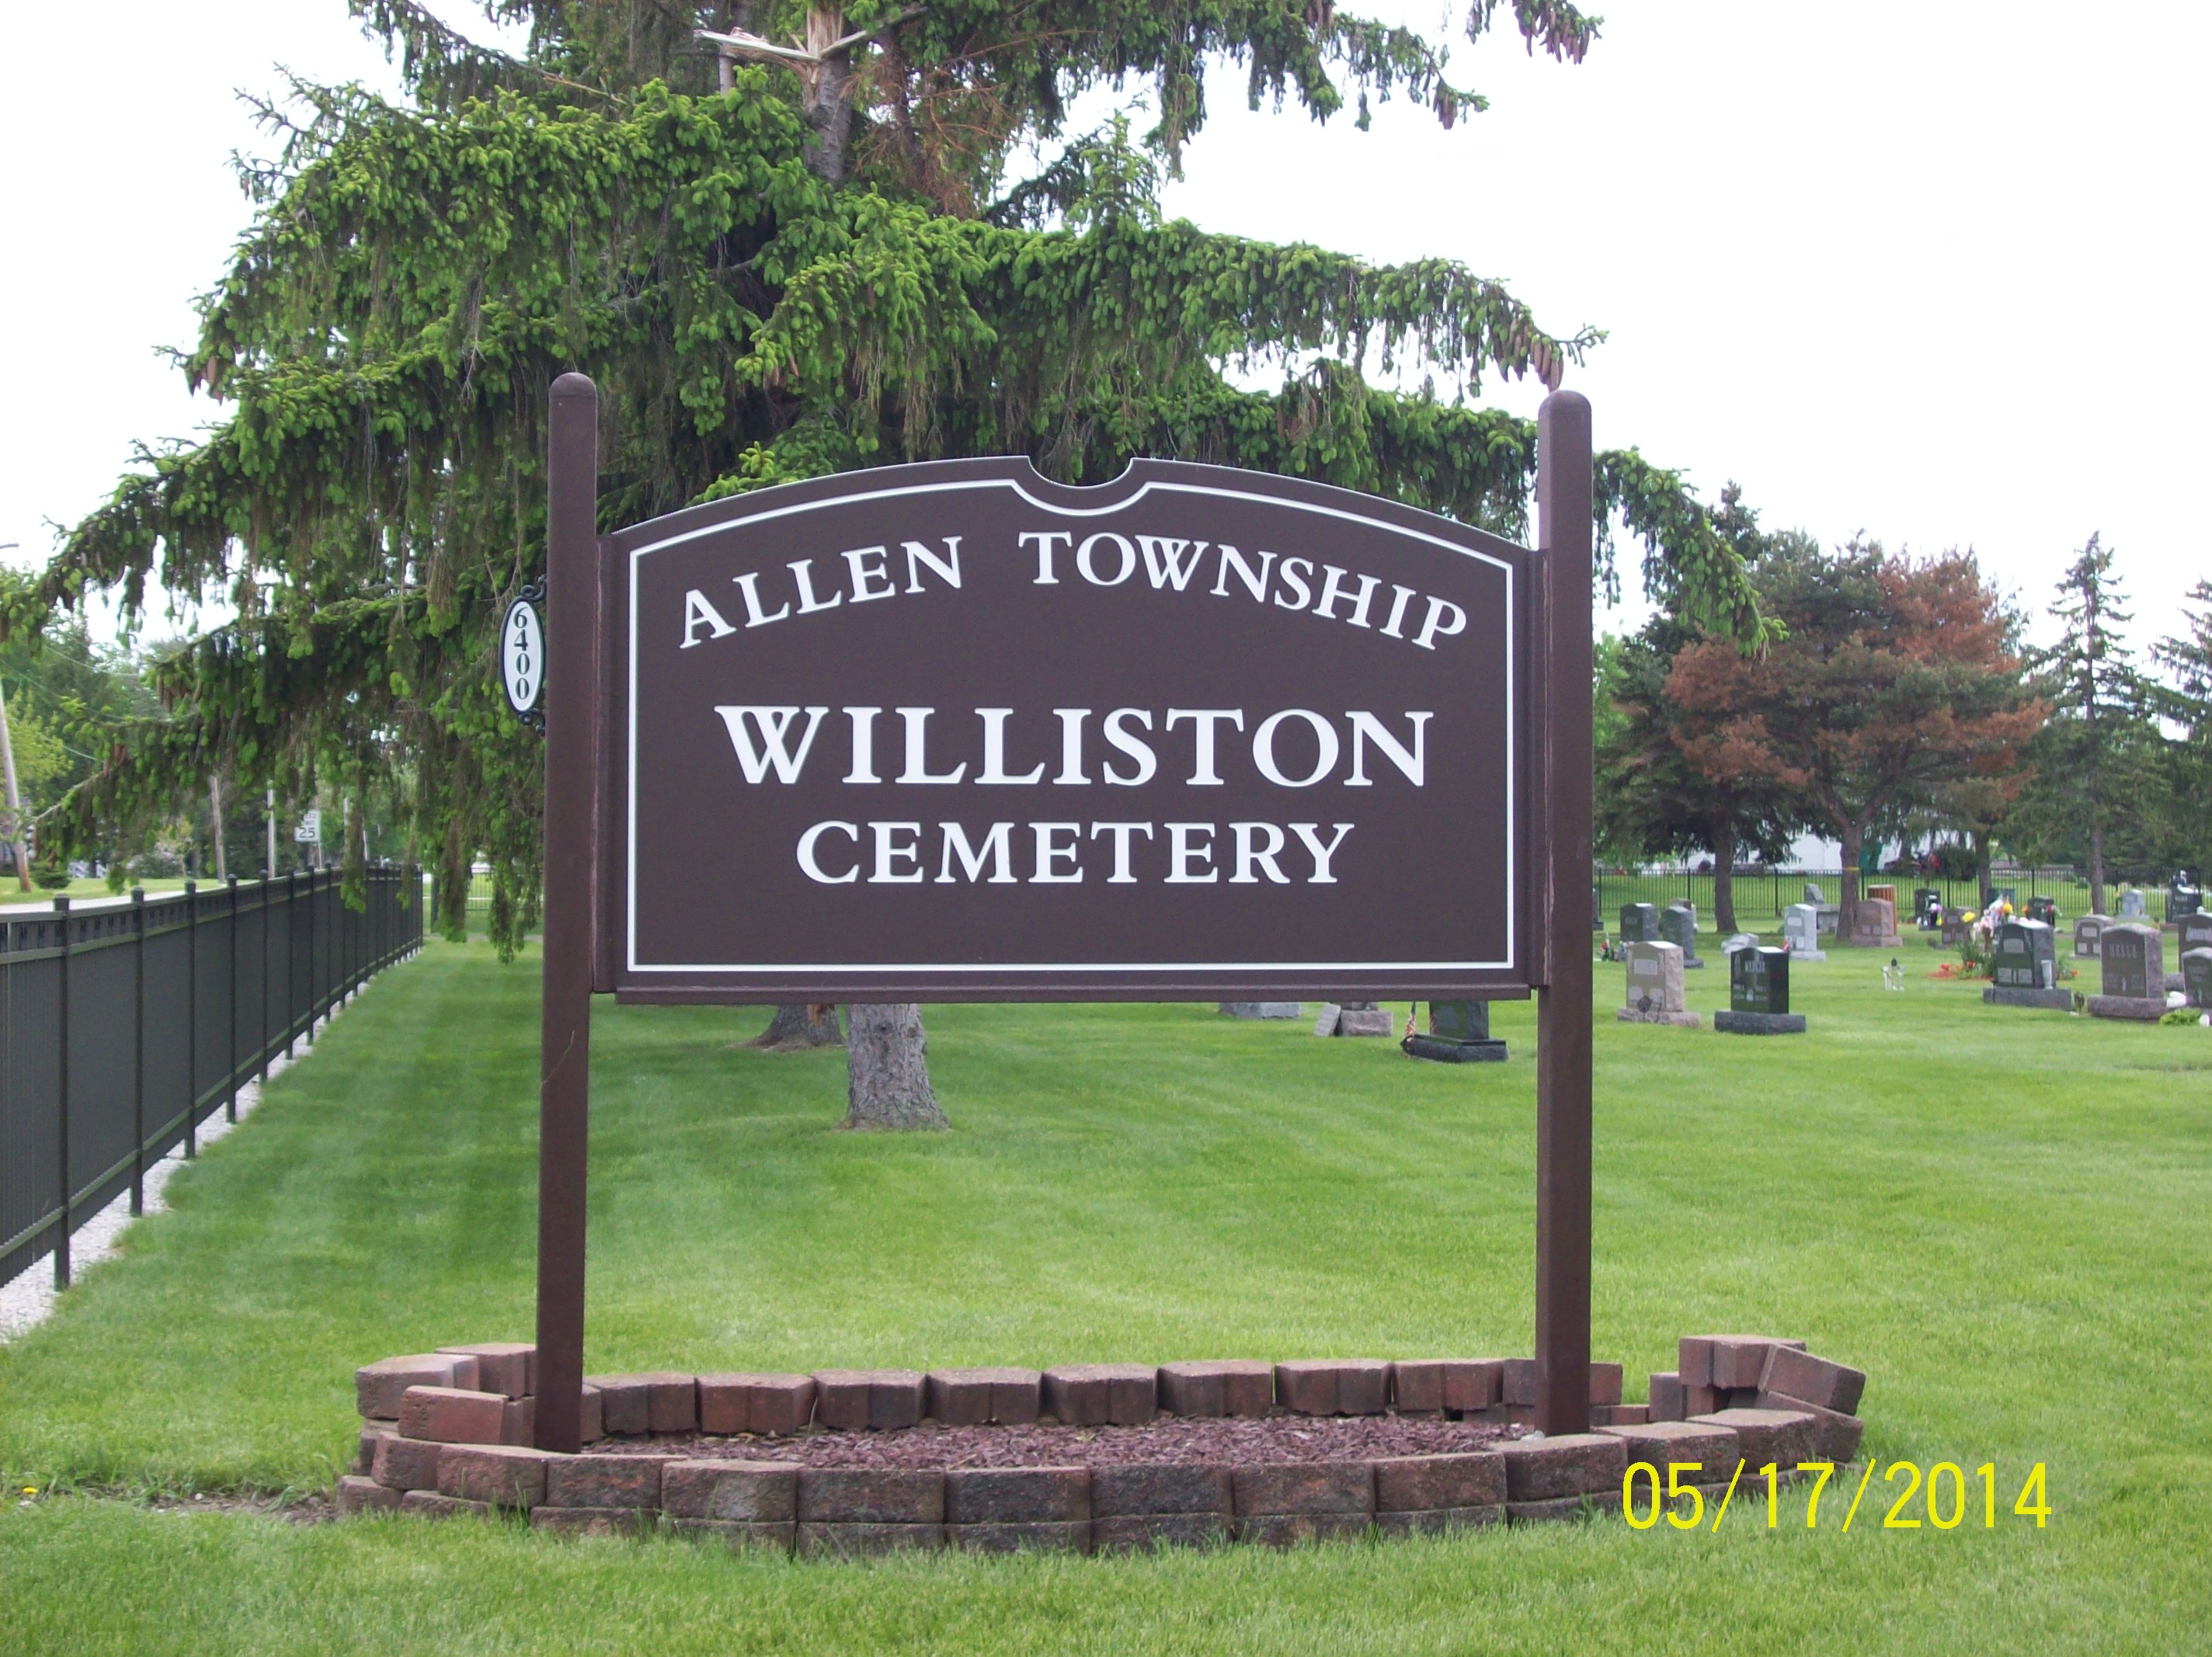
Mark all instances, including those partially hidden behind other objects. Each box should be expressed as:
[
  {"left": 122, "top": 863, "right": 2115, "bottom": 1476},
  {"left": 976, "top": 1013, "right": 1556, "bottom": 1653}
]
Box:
[
  {"left": 1618, "top": 940, "right": 1699, "bottom": 1027},
  {"left": 1782, "top": 903, "right": 1827, "bottom": 961},
  {"left": 1846, "top": 895, "right": 1903, "bottom": 949},
  {"left": 1984, "top": 917, "right": 2070, "bottom": 1010},
  {"left": 2169, "top": 873, "right": 2203, "bottom": 922},
  {"left": 1405, "top": 999, "right": 1509, "bottom": 1062},
  {"left": 2089, "top": 922, "right": 2165, "bottom": 1020},
  {"left": 1660, "top": 901, "right": 1704, "bottom": 968},
  {"left": 2073, "top": 914, "right": 2111, "bottom": 959},
  {"left": 2182, "top": 948, "right": 2212, "bottom": 1011},
  {"left": 1717, "top": 945, "right": 1804, "bottom": 1033},
  {"left": 1619, "top": 903, "right": 1660, "bottom": 944}
]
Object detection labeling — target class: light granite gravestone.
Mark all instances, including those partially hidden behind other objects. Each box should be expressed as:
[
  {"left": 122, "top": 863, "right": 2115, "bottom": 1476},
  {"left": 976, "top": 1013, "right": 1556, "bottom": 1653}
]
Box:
[
  {"left": 1404, "top": 999, "right": 1508, "bottom": 1062},
  {"left": 1845, "top": 895, "right": 1903, "bottom": 949},
  {"left": 1617, "top": 940, "right": 1700, "bottom": 1027},
  {"left": 1619, "top": 902, "right": 1660, "bottom": 944},
  {"left": 2074, "top": 914, "right": 2112, "bottom": 959},
  {"left": 1782, "top": 904, "right": 1827, "bottom": 961},
  {"left": 2088, "top": 922, "right": 2165, "bottom": 1020},
  {"left": 1984, "top": 918, "right": 2069, "bottom": 1010},
  {"left": 1940, "top": 908, "right": 1970, "bottom": 948},
  {"left": 1660, "top": 902, "right": 1704, "bottom": 968},
  {"left": 2116, "top": 888, "right": 2148, "bottom": 921},
  {"left": 2182, "top": 948, "right": 2212, "bottom": 1010},
  {"left": 1803, "top": 882, "right": 1824, "bottom": 906},
  {"left": 1722, "top": 932, "right": 1761, "bottom": 956},
  {"left": 1313, "top": 1001, "right": 1395, "bottom": 1037},
  {"left": 1717, "top": 945, "right": 1803, "bottom": 1034},
  {"left": 1219, "top": 1002, "right": 1303, "bottom": 1019}
]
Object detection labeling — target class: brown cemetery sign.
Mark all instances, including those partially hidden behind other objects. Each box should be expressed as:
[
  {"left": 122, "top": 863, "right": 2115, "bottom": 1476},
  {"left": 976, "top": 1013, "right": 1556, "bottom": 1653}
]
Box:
[{"left": 530, "top": 374, "right": 1595, "bottom": 1451}]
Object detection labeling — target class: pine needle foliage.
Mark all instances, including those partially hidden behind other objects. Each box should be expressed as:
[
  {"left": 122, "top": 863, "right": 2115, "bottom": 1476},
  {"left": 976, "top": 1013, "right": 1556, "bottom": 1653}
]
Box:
[{"left": 12, "top": 2, "right": 1766, "bottom": 953}]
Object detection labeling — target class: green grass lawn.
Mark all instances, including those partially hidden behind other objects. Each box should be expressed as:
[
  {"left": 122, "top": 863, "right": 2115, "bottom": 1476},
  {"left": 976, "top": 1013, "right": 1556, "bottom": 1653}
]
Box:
[{"left": 2, "top": 936, "right": 2208, "bottom": 1653}]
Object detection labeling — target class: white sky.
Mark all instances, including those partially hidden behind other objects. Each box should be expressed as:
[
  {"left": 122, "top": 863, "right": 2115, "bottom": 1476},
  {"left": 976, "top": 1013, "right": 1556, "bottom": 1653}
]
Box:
[{"left": 2, "top": 2, "right": 2203, "bottom": 650}]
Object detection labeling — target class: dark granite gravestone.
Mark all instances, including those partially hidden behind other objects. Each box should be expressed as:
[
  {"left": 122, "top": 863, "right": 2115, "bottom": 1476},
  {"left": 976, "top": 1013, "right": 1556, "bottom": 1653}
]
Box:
[
  {"left": 1405, "top": 999, "right": 1509, "bottom": 1062},
  {"left": 1619, "top": 903, "right": 1660, "bottom": 944},
  {"left": 1984, "top": 918, "right": 2070, "bottom": 1010},
  {"left": 1716, "top": 945, "right": 1804, "bottom": 1033},
  {"left": 2074, "top": 914, "right": 2112, "bottom": 958},
  {"left": 2176, "top": 912, "right": 2212, "bottom": 960},
  {"left": 1914, "top": 888, "right": 1942, "bottom": 929},
  {"left": 2089, "top": 922, "right": 2165, "bottom": 1020},
  {"left": 1592, "top": 883, "right": 1605, "bottom": 932},
  {"left": 1660, "top": 901, "right": 1704, "bottom": 968},
  {"left": 2182, "top": 948, "right": 2212, "bottom": 1011},
  {"left": 1941, "top": 911, "right": 1970, "bottom": 949},
  {"left": 2025, "top": 895, "right": 2057, "bottom": 926},
  {"left": 1219, "top": 1002, "right": 1303, "bottom": 1019},
  {"left": 2169, "top": 873, "right": 2203, "bottom": 922}
]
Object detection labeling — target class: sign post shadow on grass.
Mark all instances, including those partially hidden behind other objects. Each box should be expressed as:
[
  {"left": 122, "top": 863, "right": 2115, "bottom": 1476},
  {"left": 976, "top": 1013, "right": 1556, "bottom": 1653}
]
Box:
[{"left": 532, "top": 373, "right": 1593, "bottom": 1453}]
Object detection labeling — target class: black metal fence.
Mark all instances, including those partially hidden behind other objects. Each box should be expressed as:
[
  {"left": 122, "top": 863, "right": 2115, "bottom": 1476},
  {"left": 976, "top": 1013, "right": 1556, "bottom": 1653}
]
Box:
[
  {"left": 1, "top": 867, "right": 423, "bottom": 1291},
  {"left": 1595, "top": 868, "right": 2172, "bottom": 932}
]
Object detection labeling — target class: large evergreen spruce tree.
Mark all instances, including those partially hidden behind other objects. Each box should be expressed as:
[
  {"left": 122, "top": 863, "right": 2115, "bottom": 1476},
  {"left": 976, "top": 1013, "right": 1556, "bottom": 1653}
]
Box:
[
  {"left": 8, "top": 0, "right": 1769, "bottom": 1122},
  {"left": 2009, "top": 535, "right": 2170, "bottom": 914}
]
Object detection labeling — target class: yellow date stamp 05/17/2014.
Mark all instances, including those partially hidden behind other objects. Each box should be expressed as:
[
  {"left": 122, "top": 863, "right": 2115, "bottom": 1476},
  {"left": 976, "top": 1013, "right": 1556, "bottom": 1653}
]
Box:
[{"left": 1622, "top": 1460, "right": 2051, "bottom": 1533}]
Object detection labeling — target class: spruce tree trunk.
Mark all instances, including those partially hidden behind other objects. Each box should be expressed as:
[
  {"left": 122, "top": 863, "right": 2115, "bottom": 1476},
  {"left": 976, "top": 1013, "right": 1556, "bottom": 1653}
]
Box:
[
  {"left": 843, "top": 1003, "right": 948, "bottom": 1130},
  {"left": 2088, "top": 822, "right": 2106, "bottom": 918},
  {"left": 777, "top": 12, "right": 940, "bottom": 1128},
  {"left": 748, "top": 1003, "right": 843, "bottom": 1049},
  {"left": 800, "top": 10, "right": 857, "bottom": 185}
]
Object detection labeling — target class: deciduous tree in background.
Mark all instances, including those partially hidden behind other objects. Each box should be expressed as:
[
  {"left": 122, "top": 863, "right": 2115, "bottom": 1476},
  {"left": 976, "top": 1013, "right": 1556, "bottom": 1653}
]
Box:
[
  {"left": 1667, "top": 539, "right": 2042, "bottom": 936},
  {"left": 1595, "top": 487, "right": 1800, "bottom": 933}
]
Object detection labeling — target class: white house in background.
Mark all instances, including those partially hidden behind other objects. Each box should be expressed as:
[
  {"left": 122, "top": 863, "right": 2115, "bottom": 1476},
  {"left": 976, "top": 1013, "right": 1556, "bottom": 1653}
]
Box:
[{"left": 1786, "top": 832, "right": 1844, "bottom": 869}]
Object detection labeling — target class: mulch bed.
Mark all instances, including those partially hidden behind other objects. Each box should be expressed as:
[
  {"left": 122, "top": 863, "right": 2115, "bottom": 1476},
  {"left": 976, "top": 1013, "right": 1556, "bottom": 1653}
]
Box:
[{"left": 583, "top": 1414, "right": 1518, "bottom": 1468}]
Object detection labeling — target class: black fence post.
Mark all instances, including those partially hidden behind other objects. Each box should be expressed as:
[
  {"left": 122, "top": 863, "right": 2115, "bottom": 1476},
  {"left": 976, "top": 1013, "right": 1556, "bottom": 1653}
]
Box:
[
  {"left": 52, "top": 895, "right": 71, "bottom": 1290},
  {"left": 226, "top": 876, "right": 239, "bottom": 1124},
  {"left": 283, "top": 870, "right": 296, "bottom": 1059},
  {"left": 306, "top": 867, "right": 318, "bottom": 1045},
  {"left": 258, "top": 876, "right": 270, "bottom": 1086},
  {"left": 186, "top": 881, "right": 198, "bottom": 1159},
  {"left": 130, "top": 888, "right": 146, "bottom": 1217}
]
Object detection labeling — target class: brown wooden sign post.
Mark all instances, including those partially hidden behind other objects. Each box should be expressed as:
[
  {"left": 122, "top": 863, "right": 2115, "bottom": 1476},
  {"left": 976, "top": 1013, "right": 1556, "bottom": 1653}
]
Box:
[{"left": 531, "top": 371, "right": 1593, "bottom": 1453}]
